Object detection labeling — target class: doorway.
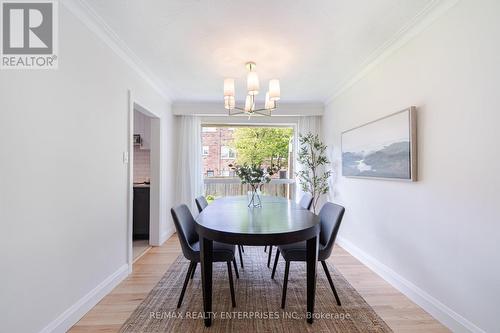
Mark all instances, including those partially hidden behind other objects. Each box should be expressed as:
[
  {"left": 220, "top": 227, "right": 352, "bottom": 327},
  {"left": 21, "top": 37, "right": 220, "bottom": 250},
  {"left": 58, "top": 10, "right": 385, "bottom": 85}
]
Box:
[
  {"left": 128, "top": 92, "right": 162, "bottom": 268},
  {"left": 132, "top": 109, "right": 153, "bottom": 260}
]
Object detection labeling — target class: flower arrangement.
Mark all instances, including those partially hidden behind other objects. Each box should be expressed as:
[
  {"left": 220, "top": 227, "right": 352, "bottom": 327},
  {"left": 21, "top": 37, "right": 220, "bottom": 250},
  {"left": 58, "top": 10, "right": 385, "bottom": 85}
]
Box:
[{"left": 229, "top": 163, "right": 274, "bottom": 207}]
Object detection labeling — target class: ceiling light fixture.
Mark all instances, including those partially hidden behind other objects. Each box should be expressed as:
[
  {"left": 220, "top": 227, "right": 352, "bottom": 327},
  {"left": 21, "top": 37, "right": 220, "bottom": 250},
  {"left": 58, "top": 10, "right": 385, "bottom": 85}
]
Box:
[{"left": 223, "top": 62, "right": 280, "bottom": 116}]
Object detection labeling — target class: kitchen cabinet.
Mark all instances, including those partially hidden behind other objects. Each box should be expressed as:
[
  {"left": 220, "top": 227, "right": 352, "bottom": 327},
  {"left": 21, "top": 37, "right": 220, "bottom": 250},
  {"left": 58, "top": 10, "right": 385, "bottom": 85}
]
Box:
[{"left": 133, "top": 186, "right": 150, "bottom": 239}]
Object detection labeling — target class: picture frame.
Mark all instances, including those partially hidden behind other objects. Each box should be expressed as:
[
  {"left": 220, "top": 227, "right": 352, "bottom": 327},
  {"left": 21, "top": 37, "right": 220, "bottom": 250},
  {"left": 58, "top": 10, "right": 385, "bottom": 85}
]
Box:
[{"left": 341, "top": 107, "right": 417, "bottom": 181}]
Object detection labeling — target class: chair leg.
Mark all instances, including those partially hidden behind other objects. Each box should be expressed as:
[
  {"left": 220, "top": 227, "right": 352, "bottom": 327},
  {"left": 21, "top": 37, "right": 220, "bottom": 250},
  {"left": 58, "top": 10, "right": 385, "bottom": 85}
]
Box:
[
  {"left": 190, "top": 262, "right": 197, "bottom": 279},
  {"left": 240, "top": 245, "right": 245, "bottom": 253},
  {"left": 271, "top": 249, "right": 280, "bottom": 279},
  {"left": 264, "top": 245, "right": 267, "bottom": 252},
  {"left": 227, "top": 261, "right": 236, "bottom": 307},
  {"left": 281, "top": 261, "right": 290, "bottom": 309},
  {"left": 177, "top": 261, "right": 195, "bottom": 308},
  {"left": 321, "top": 261, "right": 341, "bottom": 306},
  {"left": 232, "top": 258, "right": 239, "bottom": 279},
  {"left": 267, "top": 245, "right": 273, "bottom": 268},
  {"left": 238, "top": 244, "right": 244, "bottom": 269}
]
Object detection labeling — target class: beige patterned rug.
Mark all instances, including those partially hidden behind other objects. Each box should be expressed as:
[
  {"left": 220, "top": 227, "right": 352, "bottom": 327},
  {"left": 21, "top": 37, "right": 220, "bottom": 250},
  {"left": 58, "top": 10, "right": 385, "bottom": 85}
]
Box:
[{"left": 120, "top": 246, "right": 391, "bottom": 332}]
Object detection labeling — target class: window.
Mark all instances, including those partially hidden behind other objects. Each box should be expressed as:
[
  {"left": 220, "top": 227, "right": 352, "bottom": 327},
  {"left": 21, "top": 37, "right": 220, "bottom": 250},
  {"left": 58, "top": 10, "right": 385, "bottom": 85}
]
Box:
[
  {"left": 221, "top": 146, "right": 236, "bottom": 159},
  {"left": 201, "top": 125, "right": 295, "bottom": 197}
]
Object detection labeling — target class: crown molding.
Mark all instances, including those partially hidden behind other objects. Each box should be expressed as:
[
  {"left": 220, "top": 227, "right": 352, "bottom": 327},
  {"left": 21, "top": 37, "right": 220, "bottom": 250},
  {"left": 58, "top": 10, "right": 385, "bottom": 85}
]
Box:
[
  {"left": 62, "top": 0, "right": 174, "bottom": 102},
  {"left": 324, "top": 0, "right": 460, "bottom": 105}
]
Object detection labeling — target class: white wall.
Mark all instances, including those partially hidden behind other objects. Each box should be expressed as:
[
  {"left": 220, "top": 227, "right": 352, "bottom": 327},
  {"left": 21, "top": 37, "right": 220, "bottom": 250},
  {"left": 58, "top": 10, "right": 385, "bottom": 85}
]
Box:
[
  {"left": 323, "top": 1, "right": 499, "bottom": 332},
  {"left": 0, "top": 4, "right": 175, "bottom": 333}
]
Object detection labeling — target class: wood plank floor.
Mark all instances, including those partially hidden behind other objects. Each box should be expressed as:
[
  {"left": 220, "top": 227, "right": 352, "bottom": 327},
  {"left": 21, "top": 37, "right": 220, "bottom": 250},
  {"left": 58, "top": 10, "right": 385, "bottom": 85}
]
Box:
[{"left": 69, "top": 235, "right": 449, "bottom": 332}]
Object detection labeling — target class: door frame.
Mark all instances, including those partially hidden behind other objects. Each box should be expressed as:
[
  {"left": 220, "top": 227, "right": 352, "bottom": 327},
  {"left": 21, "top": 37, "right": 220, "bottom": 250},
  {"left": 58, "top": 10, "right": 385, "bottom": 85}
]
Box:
[{"left": 127, "top": 90, "right": 162, "bottom": 270}]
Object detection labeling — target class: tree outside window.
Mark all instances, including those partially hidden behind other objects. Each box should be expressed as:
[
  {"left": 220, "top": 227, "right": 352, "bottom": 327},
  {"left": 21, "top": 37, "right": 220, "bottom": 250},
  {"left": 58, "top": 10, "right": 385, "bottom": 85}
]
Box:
[{"left": 231, "top": 127, "right": 293, "bottom": 172}]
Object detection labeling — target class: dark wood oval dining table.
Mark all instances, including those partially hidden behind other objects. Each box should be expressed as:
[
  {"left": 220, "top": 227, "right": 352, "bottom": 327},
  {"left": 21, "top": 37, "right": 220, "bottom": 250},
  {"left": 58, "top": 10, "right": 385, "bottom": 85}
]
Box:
[{"left": 195, "top": 195, "right": 321, "bottom": 327}]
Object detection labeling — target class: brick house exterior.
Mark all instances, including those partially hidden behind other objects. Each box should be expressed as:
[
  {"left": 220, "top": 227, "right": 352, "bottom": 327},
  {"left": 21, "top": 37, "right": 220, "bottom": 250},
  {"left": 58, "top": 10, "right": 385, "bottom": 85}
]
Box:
[{"left": 202, "top": 127, "right": 236, "bottom": 177}]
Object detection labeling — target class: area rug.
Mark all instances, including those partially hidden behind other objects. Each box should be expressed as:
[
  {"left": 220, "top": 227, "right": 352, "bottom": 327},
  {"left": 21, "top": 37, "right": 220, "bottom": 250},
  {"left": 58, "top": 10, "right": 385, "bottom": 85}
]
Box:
[{"left": 120, "top": 246, "right": 391, "bottom": 332}]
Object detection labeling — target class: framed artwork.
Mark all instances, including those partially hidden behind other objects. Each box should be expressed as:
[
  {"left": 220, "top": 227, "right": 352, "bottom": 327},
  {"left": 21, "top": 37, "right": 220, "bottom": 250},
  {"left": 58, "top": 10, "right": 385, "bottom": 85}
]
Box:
[{"left": 341, "top": 107, "right": 417, "bottom": 181}]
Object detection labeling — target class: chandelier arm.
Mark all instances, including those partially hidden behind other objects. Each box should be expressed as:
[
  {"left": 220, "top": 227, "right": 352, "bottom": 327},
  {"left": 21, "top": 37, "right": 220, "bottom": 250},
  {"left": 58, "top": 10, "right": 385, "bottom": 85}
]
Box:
[
  {"left": 227, "top": 106, "right": 275, "bottom": 116},
  {"left": 230, "top": 106, "right": 276, "bottom": 112},
  {"left": 252, "top": 109, "right": 272, "bottom": 117},
  {"left": 228, "top": 108, "right": 246, "bottom": 116}
]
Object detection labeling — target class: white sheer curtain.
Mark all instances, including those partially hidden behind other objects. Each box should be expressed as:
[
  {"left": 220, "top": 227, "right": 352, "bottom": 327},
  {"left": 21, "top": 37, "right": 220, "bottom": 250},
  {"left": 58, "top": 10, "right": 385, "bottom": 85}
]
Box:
[
  {"left": 176, "top": 116, "right": 203, "bottom": 214},
  {"left": 295, "top": 116, "right": 322, "bottom": 203}
]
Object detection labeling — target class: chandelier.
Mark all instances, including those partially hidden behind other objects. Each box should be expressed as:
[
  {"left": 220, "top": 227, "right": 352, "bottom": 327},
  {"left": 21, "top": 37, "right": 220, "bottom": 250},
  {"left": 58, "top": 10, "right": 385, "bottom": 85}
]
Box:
[{"left": 223, "top": 62, "right": 280, "bottom": 116}]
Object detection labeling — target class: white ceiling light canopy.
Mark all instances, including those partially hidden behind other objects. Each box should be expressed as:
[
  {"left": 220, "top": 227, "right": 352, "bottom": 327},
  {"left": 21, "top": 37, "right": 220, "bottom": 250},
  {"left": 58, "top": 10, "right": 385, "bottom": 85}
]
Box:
[{"left": 224, "top": 61, "right": 279, "bottom": 117}]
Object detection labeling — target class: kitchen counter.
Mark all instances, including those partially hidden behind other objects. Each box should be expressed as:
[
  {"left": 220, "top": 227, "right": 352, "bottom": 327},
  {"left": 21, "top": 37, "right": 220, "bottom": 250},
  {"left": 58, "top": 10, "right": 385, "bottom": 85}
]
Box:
[{"left": 133, "top": 183, "right": 150, "bottom": 188}]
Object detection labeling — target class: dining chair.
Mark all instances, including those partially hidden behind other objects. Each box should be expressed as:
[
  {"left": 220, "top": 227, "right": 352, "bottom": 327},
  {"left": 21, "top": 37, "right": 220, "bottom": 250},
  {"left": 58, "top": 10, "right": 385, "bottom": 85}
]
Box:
[
  {"left": 195, "top": 195, "right": 246, "bottom": 269},
  {"left": 171, "top": 204, "right": 238, "bottom": 308},
  {"left": 265, "top": 193, "right": 313, "bottom": 267},
  {"left": 194, "top": 195, "right": 208, "bottom": 212},
  {"left": 271, "top": 202, "right": 345, "bottom": 308}
]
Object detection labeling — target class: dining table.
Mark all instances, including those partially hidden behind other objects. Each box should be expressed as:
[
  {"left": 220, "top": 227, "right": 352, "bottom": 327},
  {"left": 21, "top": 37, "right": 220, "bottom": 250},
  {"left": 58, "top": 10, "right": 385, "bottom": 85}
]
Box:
[{"left": 194, "top": 195, "right": 321, "bottom": 327}]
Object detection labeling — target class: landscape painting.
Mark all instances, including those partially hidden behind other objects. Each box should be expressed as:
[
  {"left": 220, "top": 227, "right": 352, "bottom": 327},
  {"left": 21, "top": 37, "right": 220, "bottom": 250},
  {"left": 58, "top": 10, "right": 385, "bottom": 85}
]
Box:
[{"left": 342, "top": 107, "right": 417, "bottom": 181}]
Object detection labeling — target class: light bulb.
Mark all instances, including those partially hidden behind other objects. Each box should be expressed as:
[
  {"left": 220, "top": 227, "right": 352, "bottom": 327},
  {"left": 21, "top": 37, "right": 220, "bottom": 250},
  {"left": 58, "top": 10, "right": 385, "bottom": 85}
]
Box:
[
  {"left": 224, "top": 96, "right": 235, "bottom": 110},
  {"left": 265, "top": 92, "right": 274, "bottom": 110},
  {"left": 244, "top": 95, "right": 254, "bottom": 112}
]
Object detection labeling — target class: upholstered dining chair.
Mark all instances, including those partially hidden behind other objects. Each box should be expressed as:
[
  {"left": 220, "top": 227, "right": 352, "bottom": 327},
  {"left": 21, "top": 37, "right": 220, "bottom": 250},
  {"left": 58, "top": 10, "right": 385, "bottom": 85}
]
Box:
[
  {"left": 271, "top": 202, "right": 345, "bottom": 308},
  {"left": 171, "top": 204, "right": 238, "bottom": 308},
  {"left": 264, "top": 193, "right": 313, "bottom": 267},
  {"left": 194, "top": 195, "right": 208, "bottom": 212},
  {"left": 195, "top": 195, "right": 246, "bottom": 269}
]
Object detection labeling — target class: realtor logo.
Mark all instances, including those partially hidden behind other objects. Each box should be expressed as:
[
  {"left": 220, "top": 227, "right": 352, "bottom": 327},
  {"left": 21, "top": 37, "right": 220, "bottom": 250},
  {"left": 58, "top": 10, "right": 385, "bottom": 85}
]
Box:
[{"left": 1, "top": 0, "right": 58, "bottom": 69}]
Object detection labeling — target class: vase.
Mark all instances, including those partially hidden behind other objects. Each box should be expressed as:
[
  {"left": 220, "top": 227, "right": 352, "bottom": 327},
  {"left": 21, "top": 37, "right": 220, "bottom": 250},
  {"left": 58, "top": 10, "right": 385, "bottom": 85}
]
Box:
[{"left": 247, "top": 187, "right": 262, "bottom": 208}]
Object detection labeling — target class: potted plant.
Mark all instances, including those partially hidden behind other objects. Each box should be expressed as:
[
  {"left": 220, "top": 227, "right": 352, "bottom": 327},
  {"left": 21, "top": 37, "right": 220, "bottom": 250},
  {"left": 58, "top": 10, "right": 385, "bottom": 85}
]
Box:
[
  {"left": 296, "top": 133, "right": 331, "bottom": 214},
  {"left": 229, "top": 163, "right": 274, "bottom": 207}
]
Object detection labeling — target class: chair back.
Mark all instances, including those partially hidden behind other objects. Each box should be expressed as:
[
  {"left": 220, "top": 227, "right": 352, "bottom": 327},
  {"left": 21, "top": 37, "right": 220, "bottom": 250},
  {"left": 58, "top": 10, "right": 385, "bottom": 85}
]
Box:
[
  {"left": 299, "top": 193, "right": 313, "bottom": 210},
  {"left": 195, "top": 196, "right": 209, "bottom": 213},
  {"left": 170, "top": 204, "right": 199, "bottom": 261},
  {"left": 318, "top": 202, "right": 345, "bottom": 258}
]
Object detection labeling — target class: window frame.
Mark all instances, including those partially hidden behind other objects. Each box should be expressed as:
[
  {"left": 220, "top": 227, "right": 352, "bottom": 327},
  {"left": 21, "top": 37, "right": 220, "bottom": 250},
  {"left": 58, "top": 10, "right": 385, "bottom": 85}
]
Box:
[
  {"left": 202, "top": 146, "right": 209, "bottom": 156},
  {"left": 220, "top": 146, "right": 236, "bottom": 160}
]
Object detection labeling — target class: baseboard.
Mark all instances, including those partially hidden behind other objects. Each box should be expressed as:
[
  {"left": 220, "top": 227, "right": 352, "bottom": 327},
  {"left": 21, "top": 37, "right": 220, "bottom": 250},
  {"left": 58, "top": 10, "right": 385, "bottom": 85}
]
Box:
[
  {"left": 336, "top": 236, "right": 485, "bottom": 333},
  {"left": 39, "top": 264, "right": 129, "bottom": 333},
  {"left": 133, "top": 245, "right": 153, "bottom": 264},
  {"left": 159, "top": 226, "right": 175, "bottom": 245}
]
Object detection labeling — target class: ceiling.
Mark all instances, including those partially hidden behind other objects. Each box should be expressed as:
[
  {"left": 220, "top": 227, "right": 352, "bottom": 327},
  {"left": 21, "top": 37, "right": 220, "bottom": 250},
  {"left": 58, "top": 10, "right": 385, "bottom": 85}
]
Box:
[{"left": 84, "top": 0, "right": 435, "bottom": 103}]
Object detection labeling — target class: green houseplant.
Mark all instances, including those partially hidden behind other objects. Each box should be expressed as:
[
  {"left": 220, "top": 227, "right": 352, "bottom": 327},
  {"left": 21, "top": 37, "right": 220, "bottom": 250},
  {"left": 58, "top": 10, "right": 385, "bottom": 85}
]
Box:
[
  {"left": 296, "top": 133, "right": 331, "bottom": 214},
  {"left": 229, "top": 163, "right": 274, "bottom": 207}
]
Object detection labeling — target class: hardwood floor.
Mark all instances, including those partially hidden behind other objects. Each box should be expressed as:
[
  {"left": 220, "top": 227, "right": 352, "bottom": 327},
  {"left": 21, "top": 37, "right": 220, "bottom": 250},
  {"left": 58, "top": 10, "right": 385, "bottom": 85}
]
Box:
[
  {"left": 132, "top": 240, "right": 151, "bottom": 261},
  {"left": 69, "top": 235, "right": 448, "bottom": 332}
]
